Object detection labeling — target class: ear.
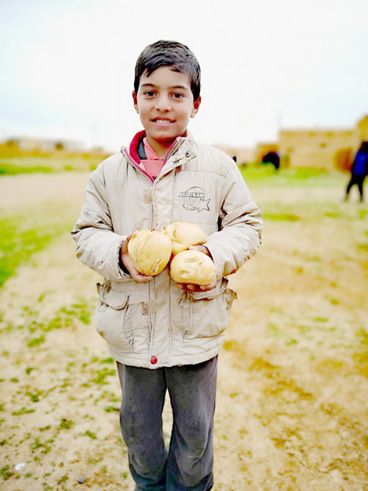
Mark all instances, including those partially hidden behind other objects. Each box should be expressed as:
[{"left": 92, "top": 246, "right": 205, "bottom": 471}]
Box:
[
  {"left": 132, "top": 91, "right": 139, "bottom": 113},
  {"left": 191, "top": 96, "right": 201, "bottom": 118}
]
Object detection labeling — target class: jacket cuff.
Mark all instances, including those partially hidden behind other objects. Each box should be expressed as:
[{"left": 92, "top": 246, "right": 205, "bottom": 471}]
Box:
[
  {"left": 203, "top": 243, "right": 223, "bottom": 280},
  {"left": 117, "top": 238, "right": 131, "bottom": 279}
]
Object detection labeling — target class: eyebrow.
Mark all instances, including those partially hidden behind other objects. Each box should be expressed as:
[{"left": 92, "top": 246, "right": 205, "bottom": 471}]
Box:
[{"left": 140, "top": 83, "right": 189, "bottom": 90}]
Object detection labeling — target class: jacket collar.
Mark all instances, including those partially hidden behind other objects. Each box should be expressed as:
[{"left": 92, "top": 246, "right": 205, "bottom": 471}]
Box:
[
  {"left": 121, "top": 132, "right": 195, "bottom": 182},
  {"left": 122, "top": 131, "right": 193, "bottom": 164}
]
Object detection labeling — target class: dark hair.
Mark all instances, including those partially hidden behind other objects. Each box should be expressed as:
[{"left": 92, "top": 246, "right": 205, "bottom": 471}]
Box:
[{"left": 134, "top": 40, "right": 201, "bottom": 100}]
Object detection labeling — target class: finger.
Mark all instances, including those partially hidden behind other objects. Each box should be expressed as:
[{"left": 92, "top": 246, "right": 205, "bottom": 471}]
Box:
[
  {"left": 121, "top": 257, "right": 136, "bottom": 276},
  {"left": 121, "top": 232, "right": 137, "bottom": 254},
  {"left": 121, "top": 235, "right": 131, "bottom": 254},
  {"left": 132, "top": 273, "right": 153, "bottom": 283},
  {"left": 123, "top": 258, "right": 152, "bottom": 282},
  {"left": 176, "top": 283, "right": 196, "bottom": 292},
  {"left": 186, "top": 284, "right": 197, "bottom": 291},
  {"left": 199, "top": 281, "right": 216, "bottom": 291}
]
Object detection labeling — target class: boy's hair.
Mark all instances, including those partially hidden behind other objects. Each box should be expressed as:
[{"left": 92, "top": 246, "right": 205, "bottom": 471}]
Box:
[{"left": 134, "top": 40, "right": 201, "bottom": 100}]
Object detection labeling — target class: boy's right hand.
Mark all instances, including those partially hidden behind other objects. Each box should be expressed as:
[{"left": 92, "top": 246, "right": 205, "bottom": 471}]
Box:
[{"left": 120, "top": 236, "right": 153, "bottom": 283}]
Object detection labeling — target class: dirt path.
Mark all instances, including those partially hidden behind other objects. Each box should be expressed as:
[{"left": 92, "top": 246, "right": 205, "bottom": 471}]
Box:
[
  {"left": 0, "top": 172, "right": 89, "bottom": 213},
  {"left": 0, "top": 172, "right": 367, "bottom": 490}
]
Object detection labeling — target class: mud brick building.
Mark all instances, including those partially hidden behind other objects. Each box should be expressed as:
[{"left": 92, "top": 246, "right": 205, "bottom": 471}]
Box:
[{"left": 278, "top": 115, "right": 368, "bottom": 170}]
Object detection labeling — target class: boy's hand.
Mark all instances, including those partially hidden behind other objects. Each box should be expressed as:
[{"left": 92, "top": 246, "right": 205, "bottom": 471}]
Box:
[
  {"left": 176, "top": 245, "right": 216, "bottom": 293},
  {"left": 120, "top": 235, "right": 153, "bottom": 283},
  {"left": 177, "top": 281, "right": 216, "bottom": 293}
]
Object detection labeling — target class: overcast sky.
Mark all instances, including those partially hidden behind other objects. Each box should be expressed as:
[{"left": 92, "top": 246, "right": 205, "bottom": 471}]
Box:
[{"left": 0, "top": 0, "right": 367, "bottom": 151}]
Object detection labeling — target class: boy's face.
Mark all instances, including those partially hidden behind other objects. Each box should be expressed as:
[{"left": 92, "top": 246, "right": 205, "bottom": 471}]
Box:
[{"left": 133, "top": 66, "right": 201, "bottom": 157}]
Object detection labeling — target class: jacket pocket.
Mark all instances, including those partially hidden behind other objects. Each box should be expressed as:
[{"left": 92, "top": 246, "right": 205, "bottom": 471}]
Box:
[
  {"left": 94, "top": 283, "right": 150, "bottom": 353},
  {"left": 180, "top": 281, "right": 237, "bottom": 339}
]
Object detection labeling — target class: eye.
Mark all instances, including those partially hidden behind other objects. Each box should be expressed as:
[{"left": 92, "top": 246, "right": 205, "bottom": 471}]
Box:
[
  {"left": 143, "top": 91, "right": 156, "bottom": 97},
  {"left": 172, "top": 92, "right": 185, "bottom": 100}
]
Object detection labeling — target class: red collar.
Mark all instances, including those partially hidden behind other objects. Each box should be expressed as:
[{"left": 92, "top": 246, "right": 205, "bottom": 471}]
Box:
[
  {"left": 128, "top": 130, "right": 146, "bottom": 164},
  {"left": 128, "top": 130, "right": 188, "bottom": 164}
]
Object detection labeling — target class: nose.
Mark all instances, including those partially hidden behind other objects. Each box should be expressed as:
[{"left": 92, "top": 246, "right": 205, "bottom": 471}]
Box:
[{"left": 154, "top": 93, "right": 171, "bottom": 112}]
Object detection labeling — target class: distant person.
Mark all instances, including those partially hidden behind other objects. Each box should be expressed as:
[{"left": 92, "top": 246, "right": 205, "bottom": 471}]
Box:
[
  {"left": 262, "top": 151, "right": 280, "bottom": 170},
  {"left": 345, "top": 142, "right": 368, "bottom": 202}
]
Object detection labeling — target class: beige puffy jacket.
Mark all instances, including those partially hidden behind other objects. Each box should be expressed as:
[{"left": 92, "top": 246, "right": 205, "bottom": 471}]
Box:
[{"left": 72, "top": 137, "right": 262, "bottom": 368}]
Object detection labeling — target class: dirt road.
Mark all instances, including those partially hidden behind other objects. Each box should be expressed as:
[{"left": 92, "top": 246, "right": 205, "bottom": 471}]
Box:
[{"left": 0, "top": 172, "right": 367, "bottom": 490}]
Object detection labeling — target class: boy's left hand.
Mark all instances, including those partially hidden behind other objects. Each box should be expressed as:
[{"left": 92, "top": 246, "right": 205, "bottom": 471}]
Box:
[{"left": 176, "top": 245, "right": 216, "bottom": 293}]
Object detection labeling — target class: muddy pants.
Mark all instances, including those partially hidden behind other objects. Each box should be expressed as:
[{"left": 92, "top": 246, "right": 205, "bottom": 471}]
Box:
[{"left": 116, "top": 356, "right": 217, "bottom": 491}]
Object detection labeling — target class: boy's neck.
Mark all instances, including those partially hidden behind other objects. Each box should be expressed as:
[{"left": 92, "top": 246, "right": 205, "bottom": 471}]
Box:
[
  {"left": 145, "top": 136, "right": 176, "bottom": 159},
  {"left": 145, "top": 131, "right": 188, "bottom": 159}
]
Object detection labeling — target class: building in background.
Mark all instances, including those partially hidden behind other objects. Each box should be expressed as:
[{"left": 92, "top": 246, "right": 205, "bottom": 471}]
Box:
[
  {"left": 254, "top": 142, "right": 279, "bottom": 163},
  {"left": 1, "top": 137, "right": 85, "bottom": 153},
  {"left": 213, "top": 144, "right": 255, "bottom": 165},
  {"left": 4, "top": 115, "right": 368, "bottom": 170},
  {"left": 216, "top": 114, "right": 368, "bottom": 171},
  {"left": 278, "top": 115, "right": 368, "bottom": 170}
]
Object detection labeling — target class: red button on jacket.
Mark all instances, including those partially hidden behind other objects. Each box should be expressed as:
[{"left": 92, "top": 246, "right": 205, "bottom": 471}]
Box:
[{"left": 150, "top": 356, "right": 158, "bottom": 365}]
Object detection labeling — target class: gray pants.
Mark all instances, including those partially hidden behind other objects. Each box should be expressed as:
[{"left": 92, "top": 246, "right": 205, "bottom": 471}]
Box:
[{"left": 116, "top": 356, "right": 217, "bottom": 490}]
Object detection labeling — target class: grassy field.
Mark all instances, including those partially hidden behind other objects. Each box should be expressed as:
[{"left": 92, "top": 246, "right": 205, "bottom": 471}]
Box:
[
  {"left": 0, "top": 148, "right": 109, "bottom": 175},
  {"left": 0, "top": 164, "right": 367, "bottom": 490}
]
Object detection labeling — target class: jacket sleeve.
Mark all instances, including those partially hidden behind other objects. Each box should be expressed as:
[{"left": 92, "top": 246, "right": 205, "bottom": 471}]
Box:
[
  {"left": 205, "top": 160, "right": 262, "bottom": 279},
  {"left": 71, "top": 164, "right": 130, "bottom": 281}
]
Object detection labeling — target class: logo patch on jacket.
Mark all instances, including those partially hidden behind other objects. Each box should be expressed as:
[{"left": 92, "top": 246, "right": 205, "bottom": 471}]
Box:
[{"left": 178, "top": 186, "right": 211, "bottom": 212}]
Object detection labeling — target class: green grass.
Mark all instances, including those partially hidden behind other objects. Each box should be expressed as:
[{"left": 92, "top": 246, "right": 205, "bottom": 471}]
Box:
[
  {"left": 18, "top": 299, "right": 94, "bottom": 349},
  {"left": 0, "top": 160, "right": 54, "bottom": 175},
  {"left": 0, "top": 216, "right": 54, "bottom": 286},
  {"left": 25, "top": 388, "right": 43, "bottom": 403},
  {"left": 240, "top": 164, "right": 343, "bottom": 186},
  {"left": 59, "top": 418, "right": 74, "bottom": 430},
  {"left": 104, "top": 405, "right": 120, "bottom": 413},
  {"left": 0, "top": 154, "right": 107, "bottom": 176},
  {"left": 89, "top": 367, "right": 117, "bottom": 386},
  {"left": 31, "top": 437, "right": 54, "bottom": 454},
  {"left": 25, "top": 300, "right": 92, "bottom": 336},
  {"left": 84, "top": 430, "right": 97, "bottom": 439},
  {"left": 27, "top": 335, "right": 46, "bottom": 348},
  {"left": 262, "top": 211, "right": 301, "bottom": 221},
  {"left": 12, "top": 407, "right": 35, "bottom": 416},
  {"left": 0, "top": 464, "right": 14, "bottom": 480},
  {"left": 0, "top": 212, "right": 72, "bottom": 287}
]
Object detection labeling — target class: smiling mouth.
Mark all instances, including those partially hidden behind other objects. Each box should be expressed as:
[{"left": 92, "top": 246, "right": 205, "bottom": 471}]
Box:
[{"left": 151, "top": 118, "right": 175, "bottom": 125}]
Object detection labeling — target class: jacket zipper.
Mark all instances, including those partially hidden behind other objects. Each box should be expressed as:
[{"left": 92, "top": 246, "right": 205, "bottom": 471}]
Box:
[
  {"left": 122, "top": 148, "right": 155, "bottom": 183},
  {"left": 148, "top": 185, "right": 155, "bottom": 353},
  {"left": 123, "top": 140, "right": 193, "bottom": 362}
]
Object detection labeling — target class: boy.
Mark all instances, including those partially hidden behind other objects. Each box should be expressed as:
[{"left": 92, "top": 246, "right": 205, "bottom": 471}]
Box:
[{"left": 72, "top": 40, "right": 262, "bottom": 491}]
